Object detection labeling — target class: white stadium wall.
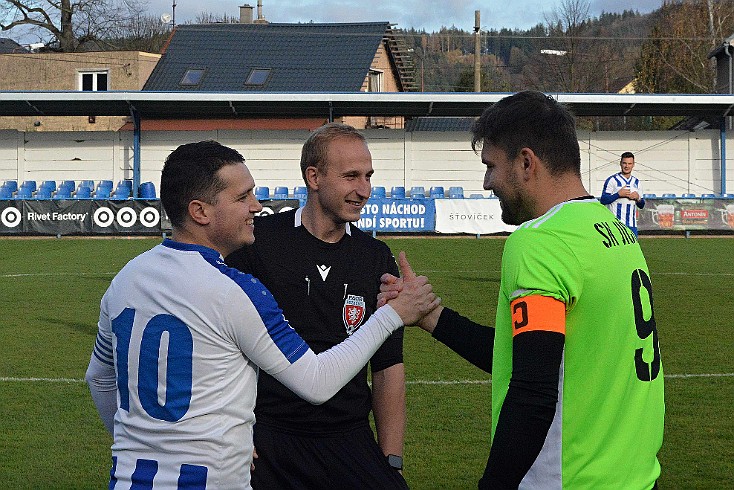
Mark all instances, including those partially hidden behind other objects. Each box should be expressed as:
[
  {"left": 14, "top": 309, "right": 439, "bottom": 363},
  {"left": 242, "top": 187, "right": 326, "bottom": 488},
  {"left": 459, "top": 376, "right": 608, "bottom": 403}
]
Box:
[{"left": 1, "top": 128, "right": 732, "bottom": 197}]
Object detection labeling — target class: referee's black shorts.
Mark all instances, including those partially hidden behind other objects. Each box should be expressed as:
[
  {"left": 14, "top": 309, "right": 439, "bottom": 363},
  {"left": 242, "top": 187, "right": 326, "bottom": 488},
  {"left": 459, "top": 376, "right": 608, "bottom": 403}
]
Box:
[{"left": 251, "top": 423, "right": 409, "bottom": 489}]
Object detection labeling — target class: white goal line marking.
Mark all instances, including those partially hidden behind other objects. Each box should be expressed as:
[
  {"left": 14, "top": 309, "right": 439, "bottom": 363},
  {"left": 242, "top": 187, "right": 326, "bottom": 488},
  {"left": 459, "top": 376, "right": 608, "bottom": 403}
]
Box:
[
  {"left": 3, "top": 373, "right": 733, "bottom": 384},
  {"left": 1, "top": 272, "right": 117, "bottom": 278}
]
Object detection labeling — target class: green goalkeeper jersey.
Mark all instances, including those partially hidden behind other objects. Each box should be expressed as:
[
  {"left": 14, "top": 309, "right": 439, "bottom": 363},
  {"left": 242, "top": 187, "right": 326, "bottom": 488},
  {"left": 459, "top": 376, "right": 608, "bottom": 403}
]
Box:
[{"left": 492, "top": 197, "right": 664, "bottom": 489}]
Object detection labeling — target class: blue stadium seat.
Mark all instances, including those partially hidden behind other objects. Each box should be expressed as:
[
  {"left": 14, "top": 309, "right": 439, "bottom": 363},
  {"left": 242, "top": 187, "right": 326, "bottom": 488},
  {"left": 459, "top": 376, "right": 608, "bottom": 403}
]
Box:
[
  {"left": 15, "top": 187, "right": 33, "bottom": 199},
  {"left": 40, "top": 180, "right": 56, "bottom": 192},
  {"left": 255, "top": 186, "right": 270, "bottom": 200},
  {"left": 724, "top": 193, "right": 734, "bottom": 199},
  {"left": 35, "top": 187, "right": 53, "bottom": 199},
  {"left": 112, "top": 187, "right": 131, "bottom": 200},
  {"left": 20, "top": 180, "right": 37, "bottom": 193},
  {"left": 469, "top": 193, "right": 485, "bottom": 199},
  {"left": 273, "top": 186, "right": 289, "bottom": 199},
  {"left": 94, "top": 188, "right": 111, "bottom": 199},
  {"left": 642, "top": 193, "right": 657, "bottom": 199},
  {"left": 430, "top": 186, "right": 445, "bottom": 199},
  {"left": 60, "top": 180, "right": 75, "bottom": 192},
  {"left": 3, "top": 180, "right": 18, "bottom": 193},
  {"left": 662, "top": 193, "right": 677, "bottom": 198},
  {"left": 97, "top": 180, "right": 113, "bottom": 191},
  {"left": 75, "top": 186, "right": 92, "bottom": 199},
  {"left": 293, "top": 186, "right": 307, "bottom": 206},
  {"left": 138, "top": 182, "right": 157, "bottom": 199},
  {"left": 0, "top": 187, "right": 12, "bottom": 199},
  {"left": 390, "top": 186, "right": 406, "bottom": 199},
  {"left": 682, "top": 193, "right": 696, "bottom": 198},
  {"left": 371, "top": 186, "right": 386, "bottom": 198},
  {"left": 54, "top": 188, "right": 72, "bottom": 199},
  {"left": 410, "top": 186, "right": 425, "bottom": 199},
  {"left": 701, "top": 193, "right": 716, "bottom": 199},
  {"left": 448, "top": 186, "right": 464, "bottom": 199},
  {"left": 80, "top": 179, "right": 94, "bottom": 190}
]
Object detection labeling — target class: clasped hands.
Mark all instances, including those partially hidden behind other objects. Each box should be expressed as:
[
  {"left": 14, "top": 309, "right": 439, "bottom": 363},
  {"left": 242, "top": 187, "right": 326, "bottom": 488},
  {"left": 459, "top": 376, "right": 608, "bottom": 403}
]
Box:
[{"left": 380, "top": 251, "right": 443, "bottom": 333}]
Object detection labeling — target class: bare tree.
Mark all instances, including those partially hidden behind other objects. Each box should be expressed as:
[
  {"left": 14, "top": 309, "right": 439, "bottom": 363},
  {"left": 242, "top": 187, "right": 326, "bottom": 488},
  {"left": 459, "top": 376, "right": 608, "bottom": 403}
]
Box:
[
  {"left": 0, "top": 0, "right": 147, "bottom": 51},
  {"left": 193, "top": 11, "right": 239, "bottom": 24},
  {"left": 540, "top": 0, "right": 593, "bottom": 92},
  {"left": 636, "top": 0, "right": 734, "bottom": 94}
]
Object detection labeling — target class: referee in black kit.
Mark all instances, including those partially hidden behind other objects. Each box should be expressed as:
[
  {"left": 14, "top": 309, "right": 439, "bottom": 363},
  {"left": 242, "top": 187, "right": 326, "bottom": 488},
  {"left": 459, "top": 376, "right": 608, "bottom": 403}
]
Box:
[{"left": 226, "top": 122, "right": 408, "bottom": 489}]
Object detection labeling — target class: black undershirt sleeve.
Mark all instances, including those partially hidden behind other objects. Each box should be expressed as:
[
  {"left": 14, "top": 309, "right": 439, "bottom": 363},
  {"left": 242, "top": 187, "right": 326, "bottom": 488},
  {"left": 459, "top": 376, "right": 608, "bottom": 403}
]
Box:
[
  {"left": 431, "top": 307, "right": 494, "bottom": 373},
  {"left": 478, "top": 330, "right": 565, "bottom": 489}
]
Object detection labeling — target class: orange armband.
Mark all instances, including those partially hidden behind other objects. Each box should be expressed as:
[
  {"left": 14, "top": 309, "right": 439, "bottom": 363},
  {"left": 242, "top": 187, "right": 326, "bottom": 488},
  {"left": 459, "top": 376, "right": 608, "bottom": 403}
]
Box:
[{"left": 510, "top": 295, "right": 566, "bottom": 337}]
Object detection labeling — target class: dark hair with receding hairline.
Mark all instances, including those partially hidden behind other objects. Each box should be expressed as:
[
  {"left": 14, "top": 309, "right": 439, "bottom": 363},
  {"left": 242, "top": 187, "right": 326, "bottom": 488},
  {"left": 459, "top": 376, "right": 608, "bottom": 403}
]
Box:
[
  {"left": 471, "top": 91, "right": 581, "bottom": 177},
  {"left": 160, "top": 140, "right": 246, "bottom": 228},
  {"left": 300, "top": 123, "right": 367, "bottom": 184}
]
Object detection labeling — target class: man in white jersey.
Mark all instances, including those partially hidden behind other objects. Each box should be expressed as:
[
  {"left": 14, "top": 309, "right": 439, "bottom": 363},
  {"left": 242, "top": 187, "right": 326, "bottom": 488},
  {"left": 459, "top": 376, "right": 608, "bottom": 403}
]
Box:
[
  {"left": 85, "top": 140, "right": 438, "bottom": 489},
  {"left": 601, "top": 151, "right": 646, "bottom": 235}
]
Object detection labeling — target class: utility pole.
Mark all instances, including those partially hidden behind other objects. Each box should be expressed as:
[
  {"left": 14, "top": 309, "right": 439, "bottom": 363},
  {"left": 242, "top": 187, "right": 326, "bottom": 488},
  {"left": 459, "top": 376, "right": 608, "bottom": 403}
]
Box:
[{"left": 474, "top": 10, "right": 481, "bottom": 92}]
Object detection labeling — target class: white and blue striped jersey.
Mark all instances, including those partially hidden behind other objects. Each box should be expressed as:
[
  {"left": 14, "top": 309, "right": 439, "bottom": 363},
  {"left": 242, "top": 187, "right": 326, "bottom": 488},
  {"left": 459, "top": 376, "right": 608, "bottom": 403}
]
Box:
[
  {"left": 86, "top": 239, "right": 403, "bottom": 489},
  {"left": 600, "top": 173, "right": 645, "bottom": 230}
]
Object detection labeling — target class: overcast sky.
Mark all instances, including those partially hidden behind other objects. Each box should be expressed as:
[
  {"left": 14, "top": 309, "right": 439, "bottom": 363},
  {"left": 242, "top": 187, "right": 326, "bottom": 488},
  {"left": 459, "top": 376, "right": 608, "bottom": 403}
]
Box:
[{"left": 149, "top": 0, "right": 664, "bottom": 31}]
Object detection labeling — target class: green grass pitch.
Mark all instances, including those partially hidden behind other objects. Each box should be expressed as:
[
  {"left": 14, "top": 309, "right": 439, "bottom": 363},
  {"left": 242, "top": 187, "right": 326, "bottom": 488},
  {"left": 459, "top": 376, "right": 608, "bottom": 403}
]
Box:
[{"left": 0, "top": 236, "right": 732, "bottom": 488}]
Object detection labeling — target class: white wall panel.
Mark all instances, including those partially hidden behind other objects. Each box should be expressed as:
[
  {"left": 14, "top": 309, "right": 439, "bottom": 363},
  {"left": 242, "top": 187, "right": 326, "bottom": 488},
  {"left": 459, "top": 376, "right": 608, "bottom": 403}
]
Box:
[{"left": 3, "top": 128, "right": 732, "bottom": 198}]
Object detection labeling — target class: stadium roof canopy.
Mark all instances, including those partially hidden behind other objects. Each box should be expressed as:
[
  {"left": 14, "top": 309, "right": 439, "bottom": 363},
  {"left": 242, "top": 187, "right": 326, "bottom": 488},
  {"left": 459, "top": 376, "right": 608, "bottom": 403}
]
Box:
[{"left": 1, "top": 91, "right": 734, "bottom": 119}]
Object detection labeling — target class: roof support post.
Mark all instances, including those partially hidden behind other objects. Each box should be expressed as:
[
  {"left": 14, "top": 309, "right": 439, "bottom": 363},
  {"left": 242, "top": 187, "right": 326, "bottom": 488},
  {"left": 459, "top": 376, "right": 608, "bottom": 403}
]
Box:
[
  {"left": 722, "top": 118, "right": 727, "bottom": 195},
  {"left": 132, "top": 108, "right": 141, "bottom": 198}
]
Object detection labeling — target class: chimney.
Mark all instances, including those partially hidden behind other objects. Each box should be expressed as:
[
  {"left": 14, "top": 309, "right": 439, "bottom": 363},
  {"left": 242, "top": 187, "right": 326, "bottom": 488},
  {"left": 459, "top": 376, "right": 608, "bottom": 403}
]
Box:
[
  {"left": 240, "top": 4, "right": 254, "bottom": 24},
  {"left": 254, "top": 0, "right": 268, "bottom": 24}
]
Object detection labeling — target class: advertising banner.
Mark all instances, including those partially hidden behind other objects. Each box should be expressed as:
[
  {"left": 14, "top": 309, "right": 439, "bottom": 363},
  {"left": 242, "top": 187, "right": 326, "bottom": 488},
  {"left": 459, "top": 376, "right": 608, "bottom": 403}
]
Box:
[
  {"left": 0, "top": 199, "right": 303, "bottom": 236},
  {"left": 0, "top": 201, "right": 23, "bottom": 234},
  {"left": 91, "top": 200, "right": 163, "bottom": 235},
  {"left": 638, "top": 198, "right": 734, "bottom": 232},
  {"left": 258, "top": 199, "right": 301, "bottom": 217},
  {"left": 356, "top": 198, "right": 435, "bottom": 233},
  {"left": 435, "top": 198, "right": 516, "bottom": 235}
]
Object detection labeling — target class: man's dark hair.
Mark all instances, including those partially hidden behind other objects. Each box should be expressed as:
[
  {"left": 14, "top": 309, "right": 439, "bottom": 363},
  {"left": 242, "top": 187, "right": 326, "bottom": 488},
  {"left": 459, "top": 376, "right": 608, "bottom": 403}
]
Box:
[
  {"left": 161, "top": 140, "right": 245, "bottom": 228},
  {"left": 471, "top": 91, "right": 581, "bottom": 176},
  {"left": 621, "top": 151, "right": 635, "bottom": 160}
]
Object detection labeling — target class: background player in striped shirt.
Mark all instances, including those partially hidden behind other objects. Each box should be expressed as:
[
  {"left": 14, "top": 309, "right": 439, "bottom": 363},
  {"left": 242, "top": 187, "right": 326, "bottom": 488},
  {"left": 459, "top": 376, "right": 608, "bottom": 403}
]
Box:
[
  {"left": 84, "top": 140, "right": 438, "bottom": 489},
  {"left": 381, "top": 92, "right": 664, "bottom": 489},
  {"left": 601, "top": 151, "right": 646, "bottom": 235}
]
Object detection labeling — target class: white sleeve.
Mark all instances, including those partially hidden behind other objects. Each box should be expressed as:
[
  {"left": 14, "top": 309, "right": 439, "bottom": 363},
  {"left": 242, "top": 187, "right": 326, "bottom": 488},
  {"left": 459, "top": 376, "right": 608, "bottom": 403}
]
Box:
[
  {"left": 85, "top": 353, "right": 117, "bottom": 435},
  {"left": 271, "top": 304, "right": 403, "bottom": 404}
]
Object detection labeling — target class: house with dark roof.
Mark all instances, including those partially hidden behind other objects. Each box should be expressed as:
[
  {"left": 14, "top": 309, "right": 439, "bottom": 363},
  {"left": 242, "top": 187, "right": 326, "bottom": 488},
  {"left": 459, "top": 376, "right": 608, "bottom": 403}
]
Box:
[
  {"left": 0, "top": 38, "right": 27, "bottom": 54},
  {"left": 142, "top": 17, "right": 416, "bottom": 130}
]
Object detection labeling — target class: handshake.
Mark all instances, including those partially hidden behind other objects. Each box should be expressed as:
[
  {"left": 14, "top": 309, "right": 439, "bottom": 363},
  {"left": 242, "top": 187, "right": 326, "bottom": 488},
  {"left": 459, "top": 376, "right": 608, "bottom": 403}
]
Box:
[{"left": 379, "top": 251, "right": 444, "bottom": 332}]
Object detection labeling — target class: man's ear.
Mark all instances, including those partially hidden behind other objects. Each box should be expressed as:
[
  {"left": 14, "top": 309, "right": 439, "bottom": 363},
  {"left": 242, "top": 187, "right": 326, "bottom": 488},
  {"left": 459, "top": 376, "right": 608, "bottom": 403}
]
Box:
[
  {"left": 305, "top": 166, "right": 319, "bottom": 191},
  {"left": 188, "top": 199, "right": 210, "bottom": 225},
  {"left": 518, "top": 147, "right": 539, "bottom": 180}
]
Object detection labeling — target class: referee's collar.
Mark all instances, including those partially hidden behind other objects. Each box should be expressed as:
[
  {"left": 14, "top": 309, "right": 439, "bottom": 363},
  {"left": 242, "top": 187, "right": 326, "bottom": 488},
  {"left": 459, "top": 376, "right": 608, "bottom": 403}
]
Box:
[{"left": 294, "top": 206, "right": 352, "bottom": 236}]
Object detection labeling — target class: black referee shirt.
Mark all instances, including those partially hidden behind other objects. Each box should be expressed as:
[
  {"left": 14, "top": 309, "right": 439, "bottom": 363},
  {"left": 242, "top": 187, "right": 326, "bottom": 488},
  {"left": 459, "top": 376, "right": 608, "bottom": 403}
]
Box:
[{"left": 225, "top": 209, "right": 403, "bottom": 433}]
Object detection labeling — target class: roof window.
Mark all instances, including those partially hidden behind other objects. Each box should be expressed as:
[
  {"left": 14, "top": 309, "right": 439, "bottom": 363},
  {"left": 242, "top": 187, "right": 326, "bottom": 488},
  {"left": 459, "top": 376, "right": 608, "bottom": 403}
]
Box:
[
  {"left": 245, "top": 68, "right": 271, "bottom": 86},
  {"left": 180, "top": 69, "right": 205, "bottom": 86}
]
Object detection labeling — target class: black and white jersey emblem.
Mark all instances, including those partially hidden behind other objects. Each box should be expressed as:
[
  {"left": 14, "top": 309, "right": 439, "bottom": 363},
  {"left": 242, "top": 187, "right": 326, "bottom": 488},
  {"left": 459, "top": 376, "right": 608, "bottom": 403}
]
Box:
[
  {"left": 343, "top": 294, "right": 366, "bottom": 335},
  {"left": 317, "top": 264, "right": 331, "bottom": 281}
]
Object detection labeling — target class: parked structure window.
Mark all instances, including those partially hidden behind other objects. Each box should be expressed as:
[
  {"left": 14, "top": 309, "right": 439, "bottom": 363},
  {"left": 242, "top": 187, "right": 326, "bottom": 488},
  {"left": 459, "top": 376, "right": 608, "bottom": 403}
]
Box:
[
  {"left": 180, "top": 68, "right": 206, "bottom": 86},
  {"left": 245, "top": 68, "right": 271, "bottom": 86},
  {"left": 368, "top": 69, "right": 383, "bottom": 92},
  {"left": 79, "top": 71, "right": 108, "bottom": 91}
]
